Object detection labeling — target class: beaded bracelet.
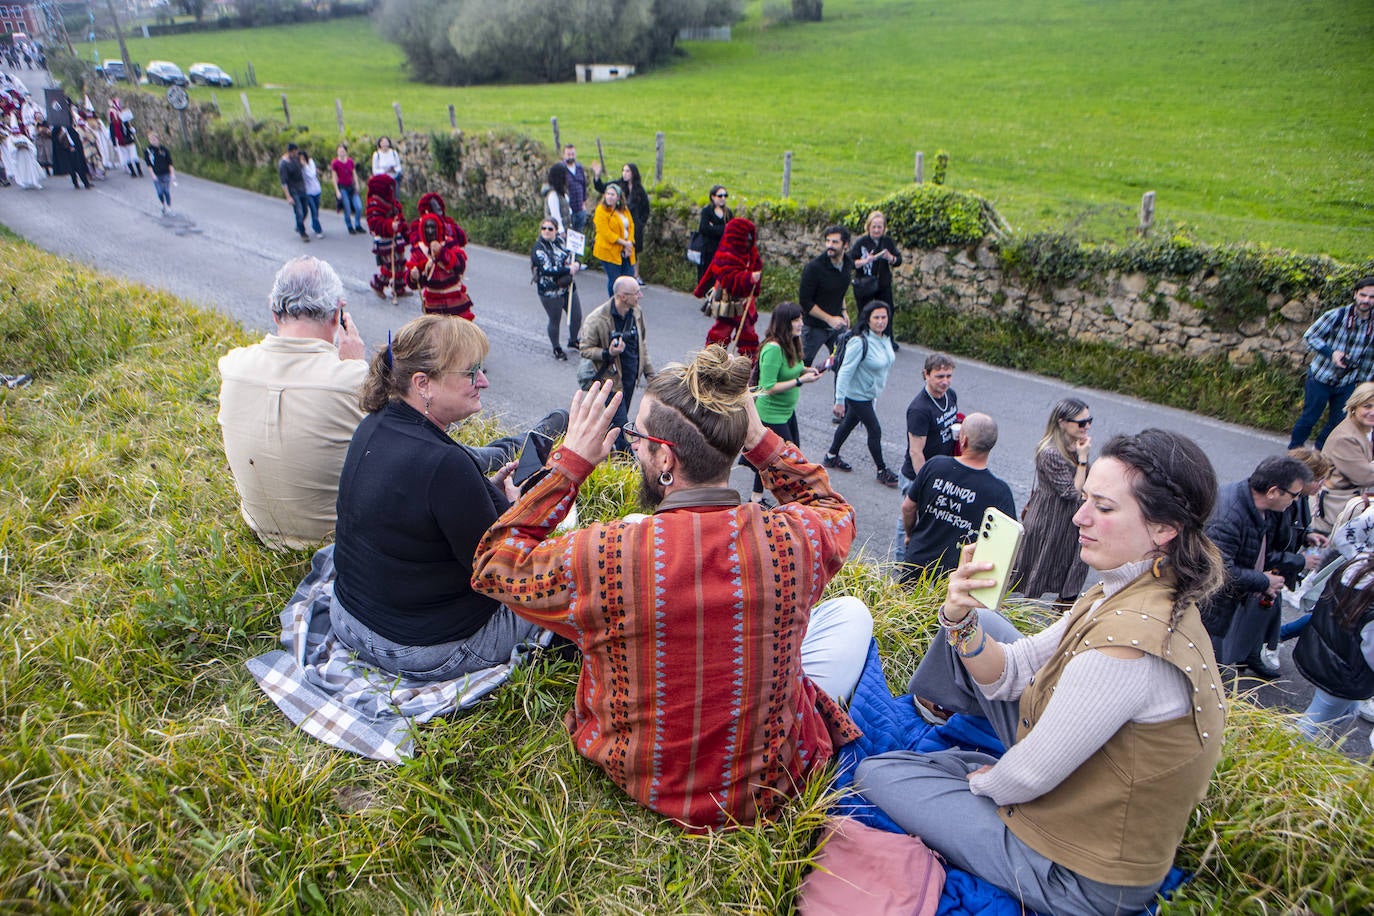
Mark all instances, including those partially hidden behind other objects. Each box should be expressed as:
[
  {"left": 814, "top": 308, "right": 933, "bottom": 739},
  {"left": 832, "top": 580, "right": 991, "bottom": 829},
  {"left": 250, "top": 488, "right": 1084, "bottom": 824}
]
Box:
[
  {"left": 956, "top": 628, "right": 989, "bottom": 658},
  {"left": 939, "top": 605, "right": 981, "bottom": 654}
]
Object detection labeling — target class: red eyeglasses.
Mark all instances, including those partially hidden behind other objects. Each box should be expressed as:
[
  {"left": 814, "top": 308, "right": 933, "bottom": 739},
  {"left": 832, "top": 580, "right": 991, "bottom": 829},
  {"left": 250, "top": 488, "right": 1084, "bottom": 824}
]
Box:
[{"left": 623, "top": 422, "right": 675, "bottom": 448}]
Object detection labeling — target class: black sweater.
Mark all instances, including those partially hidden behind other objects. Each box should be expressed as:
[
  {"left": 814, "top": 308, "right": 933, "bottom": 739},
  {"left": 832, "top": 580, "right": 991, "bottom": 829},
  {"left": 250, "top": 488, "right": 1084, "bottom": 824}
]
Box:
[{"left": 334, "top": 400, "right": 508, "bottom": 645}]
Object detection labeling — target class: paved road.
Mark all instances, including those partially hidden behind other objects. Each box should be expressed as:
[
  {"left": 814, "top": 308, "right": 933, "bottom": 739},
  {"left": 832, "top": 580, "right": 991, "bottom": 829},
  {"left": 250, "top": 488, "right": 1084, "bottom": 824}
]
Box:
[{"left": 1, "top": 77, "right": 1367, "bottom": 755}]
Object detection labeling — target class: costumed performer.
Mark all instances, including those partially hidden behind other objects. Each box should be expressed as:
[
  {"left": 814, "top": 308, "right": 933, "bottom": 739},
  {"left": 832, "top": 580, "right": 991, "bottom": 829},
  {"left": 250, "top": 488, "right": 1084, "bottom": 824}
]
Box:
[{"left": 692, "top": 217, "right": 762, "bottom": 358}]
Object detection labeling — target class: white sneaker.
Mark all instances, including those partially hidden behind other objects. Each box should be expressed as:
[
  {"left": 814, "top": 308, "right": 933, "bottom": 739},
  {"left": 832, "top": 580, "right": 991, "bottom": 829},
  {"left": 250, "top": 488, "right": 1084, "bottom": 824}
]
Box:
[
  {"left": 1259, "top": 645, "right": 1281, "bottom": 672},
  {"left": 1357, "top": 697, "right": 1374, "bottom": 723}
]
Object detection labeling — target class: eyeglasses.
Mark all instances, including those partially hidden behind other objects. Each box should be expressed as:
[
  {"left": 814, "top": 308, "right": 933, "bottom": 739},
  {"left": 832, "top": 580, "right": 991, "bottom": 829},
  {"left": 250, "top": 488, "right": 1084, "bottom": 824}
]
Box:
[
  {"left": 1066, "top": 416, "right": 1094, "bottom": 427},
  {"left": 458, "top": 363, "right": 486, "bottom": 383},
  {"left": 539, "top": 225, "right": 556, "bottom": 231},
  {"left": 1282, "top": 486, "right": 1304, "bottom": 500},
  {"left": 714, "top": 192, "right": 729, "bottom": 199},
  {"left": 623, "top": 422, "right": 675, "bottom": 448}
]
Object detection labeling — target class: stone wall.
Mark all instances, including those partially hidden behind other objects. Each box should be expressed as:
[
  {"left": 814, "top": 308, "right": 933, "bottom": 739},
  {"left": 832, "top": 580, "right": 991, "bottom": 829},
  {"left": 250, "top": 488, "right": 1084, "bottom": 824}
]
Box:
[{"left": 85, "top": 85, "right": 1321, "bottom": 369}]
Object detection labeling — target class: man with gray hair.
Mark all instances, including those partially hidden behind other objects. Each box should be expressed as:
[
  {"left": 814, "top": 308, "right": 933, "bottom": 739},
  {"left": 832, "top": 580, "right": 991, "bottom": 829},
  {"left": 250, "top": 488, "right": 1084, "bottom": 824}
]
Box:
[
  {"left": 218, "top": 255, "right": 367, "bottom": 549},
  {"left": 898, "top": 412, "right": 1016, "bottom": 585}
]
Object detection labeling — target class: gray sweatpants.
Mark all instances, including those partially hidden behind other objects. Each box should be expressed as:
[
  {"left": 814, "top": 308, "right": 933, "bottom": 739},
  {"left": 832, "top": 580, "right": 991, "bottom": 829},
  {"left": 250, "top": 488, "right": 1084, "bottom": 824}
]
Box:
[{"left": 853, "top": 611, "right": 1163, "bottom": 916}]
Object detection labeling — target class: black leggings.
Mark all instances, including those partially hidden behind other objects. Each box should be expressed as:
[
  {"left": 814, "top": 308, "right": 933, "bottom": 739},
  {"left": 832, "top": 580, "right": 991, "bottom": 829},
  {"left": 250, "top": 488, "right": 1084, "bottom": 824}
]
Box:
[
  {"left": 538, "top": 289, "right": 582, "bottom": 350},
  {"left": 750, "top": 415, "right": 799, "bottom": 496},
  {"left": 829, "top": 398, "right": 887, "bottom": 470}
]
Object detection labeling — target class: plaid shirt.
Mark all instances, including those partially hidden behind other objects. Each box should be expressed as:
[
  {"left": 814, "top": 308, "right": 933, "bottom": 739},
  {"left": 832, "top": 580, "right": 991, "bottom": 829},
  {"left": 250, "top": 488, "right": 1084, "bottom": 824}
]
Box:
[{"left": 1304, "top": 304, "right": 1374, "bottom": 385}]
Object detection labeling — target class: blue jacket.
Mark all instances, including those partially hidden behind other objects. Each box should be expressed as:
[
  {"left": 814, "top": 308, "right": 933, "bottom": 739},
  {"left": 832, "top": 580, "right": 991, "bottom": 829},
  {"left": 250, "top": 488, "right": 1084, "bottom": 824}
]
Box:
[{"left": 834, "top": 331, "right": 895, "bottom": 404}]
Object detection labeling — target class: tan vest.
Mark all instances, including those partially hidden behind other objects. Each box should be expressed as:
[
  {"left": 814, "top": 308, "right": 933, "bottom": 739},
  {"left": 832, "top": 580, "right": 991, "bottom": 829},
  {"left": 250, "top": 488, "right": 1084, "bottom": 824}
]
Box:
[{"left": 997, "top": 570, "right": 1225, "bottom": 886}]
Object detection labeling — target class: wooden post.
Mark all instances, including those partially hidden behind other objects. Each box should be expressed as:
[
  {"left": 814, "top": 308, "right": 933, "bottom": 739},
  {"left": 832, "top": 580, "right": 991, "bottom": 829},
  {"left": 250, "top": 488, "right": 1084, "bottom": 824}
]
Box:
[
  {"left": 551, "top": 116, "right": 560, "bottom": 151},
  {"left": 240, "top": 91, "right": 253, "bottom": 125},
  {"left": 914, "top": 151, "right": 924, "bottom": 184},
  {"left": 245, "top": 61, "right": 255, "bottom": 87},
  {"left": 176, "top": 108, "right": 188, "bottom": 146},
  {"left": 595, "top": 137, "right": 606, "bottom": 176},
  {"left": 393, "top": 102, "right": 404, "bottom": 133},
  {"left": 448, "top": 104, "right": 456, "bottom": 129},
  {"left": 1138, "top": 191, "right": 1156, "bottom": 237},
  {"left": 654, "top": 132, "right": 664, "bottom": 184},
  {"left": 335, "top": 98, "right": 344, "bottom": 135},
  {"left": 280, "top": 94, "right": 290, "bottom": 125},
  {"left": 210, "top": 91, "right": 219, "bottom": 114},
  {"left": 782, "top": 150, "right": 792, "bottom": 199}
]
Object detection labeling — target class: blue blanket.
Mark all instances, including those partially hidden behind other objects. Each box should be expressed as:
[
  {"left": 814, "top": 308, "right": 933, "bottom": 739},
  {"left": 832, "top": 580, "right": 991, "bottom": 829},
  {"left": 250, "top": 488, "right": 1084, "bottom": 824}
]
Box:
[{"left": 831, "top": 640, "right": 1185, "bottom": 916}]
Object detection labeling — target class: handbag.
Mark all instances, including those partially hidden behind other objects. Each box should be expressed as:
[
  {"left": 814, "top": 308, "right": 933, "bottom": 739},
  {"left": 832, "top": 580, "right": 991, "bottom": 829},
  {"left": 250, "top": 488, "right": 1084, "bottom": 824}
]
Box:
[
  {"left": 852, "top": 270, "right": 880, "bottom": 300},
  {"left": 686, "top": 231, "right": 704, "bottom": 266},
  {"left": 700, "top": 284, "right": 745, "bottom": 318}
]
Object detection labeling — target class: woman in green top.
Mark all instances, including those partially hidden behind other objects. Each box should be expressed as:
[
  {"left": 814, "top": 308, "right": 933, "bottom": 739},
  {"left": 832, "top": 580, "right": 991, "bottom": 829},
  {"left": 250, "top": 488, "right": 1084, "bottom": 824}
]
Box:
[{"left": 748, "top": 301, "right": 821, "bottom": 504}]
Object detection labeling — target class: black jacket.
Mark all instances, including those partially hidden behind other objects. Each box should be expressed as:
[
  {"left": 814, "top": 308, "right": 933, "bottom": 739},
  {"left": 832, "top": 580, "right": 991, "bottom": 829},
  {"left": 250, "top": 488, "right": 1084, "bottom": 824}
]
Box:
[
  {"left": 798, "top": 253, "right": 853, "bottom": 328},
  {"left": 1201, "top": 479, "right": 1274, "bottom": 635},
  {"left": 1293, "top": 563, "right": 1374, "bottom": 700}
]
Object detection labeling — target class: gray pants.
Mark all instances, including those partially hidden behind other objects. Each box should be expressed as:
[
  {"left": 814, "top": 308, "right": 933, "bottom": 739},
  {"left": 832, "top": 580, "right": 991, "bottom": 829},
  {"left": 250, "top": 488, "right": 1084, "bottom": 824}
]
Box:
[{"left": 853, "top": 611, "right": 1163, "bottom": 916}]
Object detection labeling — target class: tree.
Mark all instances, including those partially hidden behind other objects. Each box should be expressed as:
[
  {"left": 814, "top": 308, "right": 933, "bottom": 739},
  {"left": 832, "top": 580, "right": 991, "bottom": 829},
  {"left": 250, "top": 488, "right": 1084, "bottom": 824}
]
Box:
[
  {"left": 792, "top": 0, "right": 822, "bottom": 22},
  {"left": 178, "top": 0, "right": 207, "bottom": 21},
  {"left": 376, "top": 0, "right": 740, "bottom": 85}
]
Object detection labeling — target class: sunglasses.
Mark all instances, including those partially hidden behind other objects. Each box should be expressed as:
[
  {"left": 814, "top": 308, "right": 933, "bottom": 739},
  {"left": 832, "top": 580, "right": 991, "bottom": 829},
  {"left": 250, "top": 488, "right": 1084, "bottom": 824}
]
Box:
[
  {"left": 714, "top": 192, "right": 729, "bottom": 199},
  {"left": 1282, "top": 486, "right": 1304, "bottom": 499},
  {"left": 623, "top": 422, "right": 675, "bottom": 448},
  {"left": 1066, "top": 416, "right": 1093, "bottom": 427},
  {"left": 540, "top": 225, "right": 556, "bottom": 231}
]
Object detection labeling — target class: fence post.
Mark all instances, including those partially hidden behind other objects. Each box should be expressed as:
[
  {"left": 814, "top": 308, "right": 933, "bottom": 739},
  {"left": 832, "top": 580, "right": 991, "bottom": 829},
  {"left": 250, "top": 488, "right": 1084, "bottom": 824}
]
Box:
[
  {"left": 335, "top": 98, "right": 344, "bottom": 135},
  {"left": 210, "top": 91, "right": 219, "bottom": 115},
  {"left": 280, "top": 93, "right": 290, "bottom": 125},
  {"left": 914, "top": 151, "right": 924, "bottom": 184},
  {"left": 782, "top": 150, "right": 792, "bottom": 199},
  {"left": 1138, "top": 191, "right": 1156, "bottom": 237},
  {"left": 448, "top": 104, "right": 456, "bottom": 129},
  {"left": 654, "top": 132, "right": 664, "bottom": 184},
  {"left": 240, "top": 91, "right": 253, "bottom": 125},
  {"left": 551, "top": 116, "right": 560, "bottom": 151},
  {"left": 245, "top": 61, "right": 255, "bottom": 87},
  {"left": 393, "top": 102, "right": 404, "bottom": 133}
]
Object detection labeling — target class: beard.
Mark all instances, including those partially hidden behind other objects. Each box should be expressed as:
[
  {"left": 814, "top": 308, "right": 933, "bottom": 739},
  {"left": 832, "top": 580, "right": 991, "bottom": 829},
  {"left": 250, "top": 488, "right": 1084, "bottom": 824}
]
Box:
[{"left": 637, "top": 466, "right": 666, "bottom": 512}]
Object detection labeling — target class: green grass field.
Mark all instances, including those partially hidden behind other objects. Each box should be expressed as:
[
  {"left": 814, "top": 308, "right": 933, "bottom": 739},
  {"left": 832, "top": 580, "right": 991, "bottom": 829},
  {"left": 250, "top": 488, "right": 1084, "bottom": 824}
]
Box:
[
  {"left": 1, "top": 234, "right": 1372, "bottom": 911},
  {"left": 88, "top": 0, "right": 1373, "bottom": 260}
]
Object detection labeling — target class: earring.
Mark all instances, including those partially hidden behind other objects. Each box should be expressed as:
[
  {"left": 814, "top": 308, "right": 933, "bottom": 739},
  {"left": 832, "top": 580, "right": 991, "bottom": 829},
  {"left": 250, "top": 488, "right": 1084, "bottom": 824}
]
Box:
[
  {"left": 422, "top": 394, "right": 432, "bottom": 416},
  {"left": 658, "top": 470, "right": 674, "bottom": 487}
]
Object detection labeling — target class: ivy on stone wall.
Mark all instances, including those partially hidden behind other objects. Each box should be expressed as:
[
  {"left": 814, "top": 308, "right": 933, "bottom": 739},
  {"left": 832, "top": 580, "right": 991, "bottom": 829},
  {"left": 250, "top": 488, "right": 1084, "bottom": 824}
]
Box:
[{"left": 998, "top": 230, "right": 1374, "bottom": 331}]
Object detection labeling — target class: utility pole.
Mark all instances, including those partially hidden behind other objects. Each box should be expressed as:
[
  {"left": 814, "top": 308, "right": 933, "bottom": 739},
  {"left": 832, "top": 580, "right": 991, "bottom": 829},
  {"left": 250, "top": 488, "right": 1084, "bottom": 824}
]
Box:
[{"left": 103, "top": 0, "right": 134, "bottom": 87}]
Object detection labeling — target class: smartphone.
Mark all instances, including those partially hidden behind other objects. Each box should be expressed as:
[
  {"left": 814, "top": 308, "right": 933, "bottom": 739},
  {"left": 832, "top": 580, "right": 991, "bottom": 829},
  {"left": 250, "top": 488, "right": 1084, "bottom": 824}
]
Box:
[
  {"left": 967, "top": 507, "right": 1023, "bottom": 609},
  {"left": 511, "top": 430, "right": 554, "bottom": 492}
]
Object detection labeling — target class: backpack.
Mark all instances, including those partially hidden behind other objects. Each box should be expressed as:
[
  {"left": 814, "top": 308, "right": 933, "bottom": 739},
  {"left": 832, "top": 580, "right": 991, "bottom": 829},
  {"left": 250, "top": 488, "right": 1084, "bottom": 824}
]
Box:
[{"left": 828, "top": 328, "right": 868, "bottom": 373}]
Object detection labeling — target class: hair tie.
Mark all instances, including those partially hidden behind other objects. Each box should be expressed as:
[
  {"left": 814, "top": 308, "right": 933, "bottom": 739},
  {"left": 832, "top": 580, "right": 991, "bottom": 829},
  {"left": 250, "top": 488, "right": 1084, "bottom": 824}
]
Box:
[{"left": 385, "top": 330, "right": 394, "bottom": 371}]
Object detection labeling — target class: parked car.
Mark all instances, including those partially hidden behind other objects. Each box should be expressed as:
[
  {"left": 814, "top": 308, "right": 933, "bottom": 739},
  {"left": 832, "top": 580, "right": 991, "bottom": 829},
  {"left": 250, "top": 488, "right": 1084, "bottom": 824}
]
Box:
[
  {"left": 145, "top": 60, "right": 188, "bottom": 87},
  {"left": 187, "top": 62, "right": 233, "bottom": 87},
  {"left": 100, "top": 59, "right": 130, "bottom": 83}
]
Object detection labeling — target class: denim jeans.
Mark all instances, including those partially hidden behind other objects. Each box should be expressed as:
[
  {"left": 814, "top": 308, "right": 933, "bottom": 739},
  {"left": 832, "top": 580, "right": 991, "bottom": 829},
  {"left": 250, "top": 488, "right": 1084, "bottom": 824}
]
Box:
[
  {"left": 153, "top": 173, "right": 171, "bottom": 206},
  {"left": 305, "top": 192, "right": 323, "bottom": 234},
  {"left": 600, "top": 256, "right": 635, "bottom": 298},
  {"left": 330, "top": 596, "right": 544, "bottom": 682},
  {"left": 339, "top": 186, "right": 363, "bottom": 231},
  {"left": 1296, "top": 687, "right": 1362, "bottom": 744},
  {"left": 1289, "top": 373, "right": 1357, "bottom": 449},
  {"left": 892, "top": 471, "right": 915, "bottom": 564},
  {"left": 289, "top": 190, "right": 308, "bottom": 235}
]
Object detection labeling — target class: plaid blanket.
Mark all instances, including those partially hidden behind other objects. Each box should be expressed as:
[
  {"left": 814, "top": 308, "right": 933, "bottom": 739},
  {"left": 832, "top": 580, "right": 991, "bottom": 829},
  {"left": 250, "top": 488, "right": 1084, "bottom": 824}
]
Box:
[{"left": 247, "top": 545, "right": 551, "bottom": 763}]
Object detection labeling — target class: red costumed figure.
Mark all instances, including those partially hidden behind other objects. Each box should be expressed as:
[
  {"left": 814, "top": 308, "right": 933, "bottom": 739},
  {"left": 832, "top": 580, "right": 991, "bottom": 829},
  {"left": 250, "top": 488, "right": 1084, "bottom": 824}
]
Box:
[
  {"left": 692, "top": 217, "right": 762, "bottom": 358},
  {"left": 410, "top": 192, "right": 467, "bottom": 246},
  {"left": 366, "top": 173, "right": 409, "bottom": 300},
  {"left": 406, "top": 213, "right": 474, "bottom": 319}
]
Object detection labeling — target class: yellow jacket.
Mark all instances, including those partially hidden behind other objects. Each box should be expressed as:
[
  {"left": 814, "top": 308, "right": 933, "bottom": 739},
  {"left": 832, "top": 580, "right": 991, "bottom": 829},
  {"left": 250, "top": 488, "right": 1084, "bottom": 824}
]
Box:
[{"left": 592, "top": 203, "right": 636, "bottom": 265}]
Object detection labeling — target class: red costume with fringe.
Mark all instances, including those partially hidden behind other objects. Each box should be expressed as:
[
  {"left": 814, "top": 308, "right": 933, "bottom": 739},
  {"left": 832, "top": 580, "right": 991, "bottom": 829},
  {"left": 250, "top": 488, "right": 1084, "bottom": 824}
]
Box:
[
  {"left": 409, "top": 192, "right": 467, "bottom": 246},
  {"left": 366, "top": 174, "right": 409, "bottom": 298},
  {"left": 406, "top": 213, "right": 473, "bottom": 319},
  {"left": 692, "top": 217, "right": 761, "bottom": 357}
]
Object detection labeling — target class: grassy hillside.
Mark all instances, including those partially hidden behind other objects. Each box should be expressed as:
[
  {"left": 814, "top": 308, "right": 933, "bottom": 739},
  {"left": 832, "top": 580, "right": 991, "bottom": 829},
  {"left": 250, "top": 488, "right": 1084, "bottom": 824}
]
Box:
[
  {"left": 1, "top": 234, "right": 1372, "bottom": 911},
  {"left": 88, "top": 0, "right": 1373, "bottom": 260}
]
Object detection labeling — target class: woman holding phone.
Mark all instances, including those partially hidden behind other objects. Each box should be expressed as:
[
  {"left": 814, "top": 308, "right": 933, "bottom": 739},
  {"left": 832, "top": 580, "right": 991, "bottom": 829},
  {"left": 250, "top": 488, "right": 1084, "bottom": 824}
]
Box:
[
  {"left": 748, "top": 302, "right": 819, "bottom": 505},
  {"left": 857, "top": 428, "right": 1226, "bottom": 916},
  {"left": 329, "top": 316, "right": 543, "bottom": 681}
]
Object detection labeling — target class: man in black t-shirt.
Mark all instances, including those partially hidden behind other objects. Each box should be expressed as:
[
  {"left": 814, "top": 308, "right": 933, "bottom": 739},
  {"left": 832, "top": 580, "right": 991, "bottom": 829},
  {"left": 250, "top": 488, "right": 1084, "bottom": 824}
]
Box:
[
  {"left": 899, "top": 412, "right": 1015, "bottom": 584},
  {"left": 891, "top": 353, "right": 959, "bottom": 559},
  {"left": 278, "top": 142, "right": 310, "bottom": 243}
]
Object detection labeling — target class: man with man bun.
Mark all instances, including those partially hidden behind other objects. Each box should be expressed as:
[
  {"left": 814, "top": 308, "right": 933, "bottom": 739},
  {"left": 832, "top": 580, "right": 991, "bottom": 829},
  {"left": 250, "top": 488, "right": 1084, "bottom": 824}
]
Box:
[{"left": 473, "top": 350, "right": 872, "bottom": 832}]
